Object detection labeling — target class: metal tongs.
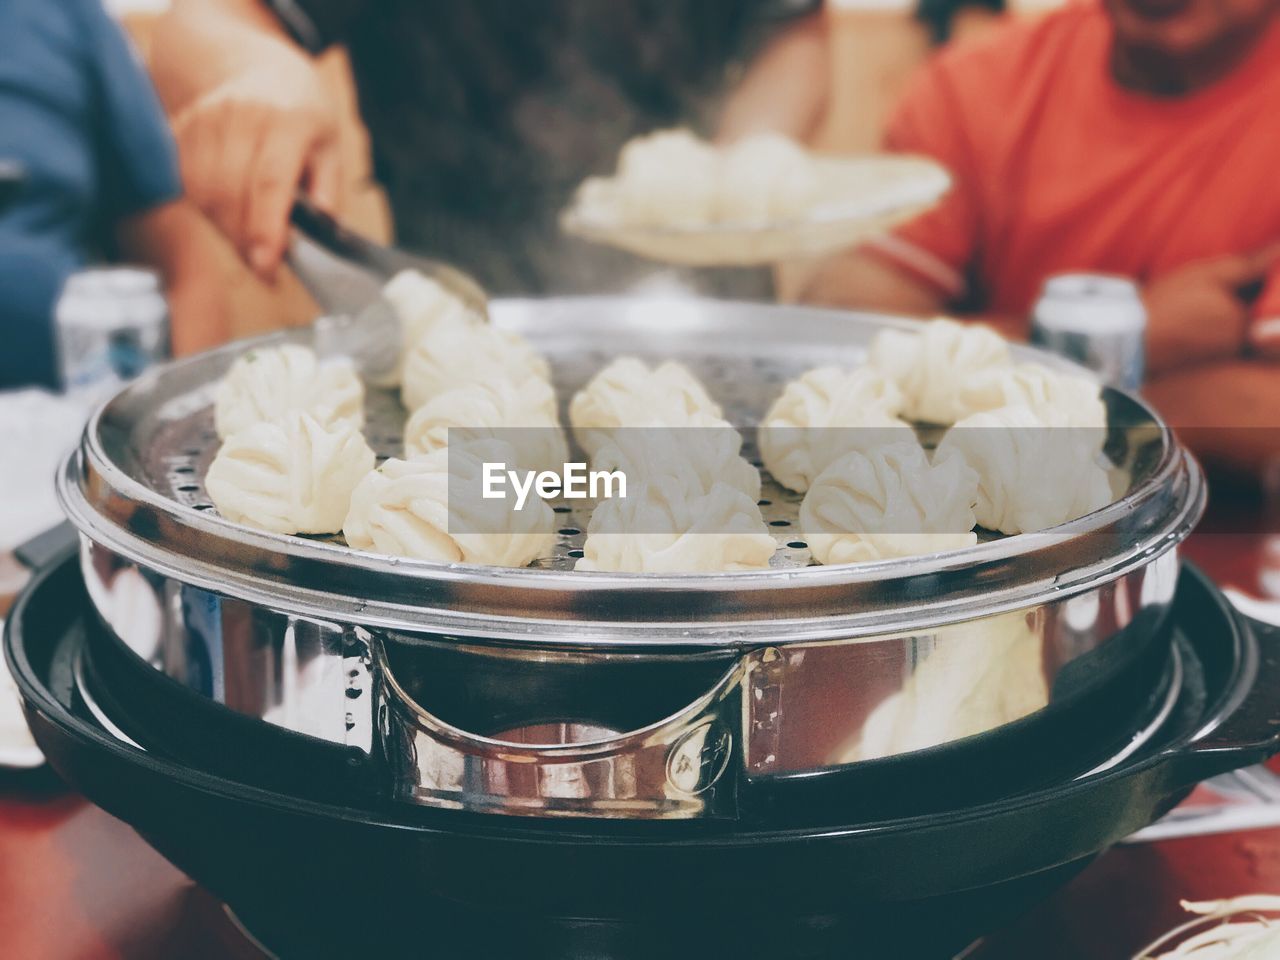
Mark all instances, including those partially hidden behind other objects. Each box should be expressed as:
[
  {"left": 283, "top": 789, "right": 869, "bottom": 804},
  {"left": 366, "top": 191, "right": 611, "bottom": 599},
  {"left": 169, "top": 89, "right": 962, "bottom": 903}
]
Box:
[{"left": 287, "top": 196, "right": 488, "bottom": 380}]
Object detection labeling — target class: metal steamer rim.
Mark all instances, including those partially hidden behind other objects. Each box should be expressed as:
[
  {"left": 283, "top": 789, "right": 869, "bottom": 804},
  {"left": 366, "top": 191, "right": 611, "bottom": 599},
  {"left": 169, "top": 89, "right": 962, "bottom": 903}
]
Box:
[{"left": 59, "top": 298, "right": 1206, "bottom": 644}]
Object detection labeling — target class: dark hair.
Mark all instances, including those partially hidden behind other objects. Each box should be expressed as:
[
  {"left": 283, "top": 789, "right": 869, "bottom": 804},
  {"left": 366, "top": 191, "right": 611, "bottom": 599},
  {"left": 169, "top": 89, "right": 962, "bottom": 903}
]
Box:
[{"left": 916, "top": 0, "right": 1006, "bottom": 44}]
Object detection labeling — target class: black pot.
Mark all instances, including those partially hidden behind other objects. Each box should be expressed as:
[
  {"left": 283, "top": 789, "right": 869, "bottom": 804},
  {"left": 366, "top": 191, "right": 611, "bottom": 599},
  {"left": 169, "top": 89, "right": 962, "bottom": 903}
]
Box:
[{"left": 7, "top": 553, "right": 1280, "bottom": 960}]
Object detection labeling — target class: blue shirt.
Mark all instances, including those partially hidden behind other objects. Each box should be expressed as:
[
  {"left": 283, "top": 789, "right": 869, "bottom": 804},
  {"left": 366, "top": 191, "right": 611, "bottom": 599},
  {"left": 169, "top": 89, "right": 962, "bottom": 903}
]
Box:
[{"left": 0, "top": 0, "right": 180, "bottom": 389}]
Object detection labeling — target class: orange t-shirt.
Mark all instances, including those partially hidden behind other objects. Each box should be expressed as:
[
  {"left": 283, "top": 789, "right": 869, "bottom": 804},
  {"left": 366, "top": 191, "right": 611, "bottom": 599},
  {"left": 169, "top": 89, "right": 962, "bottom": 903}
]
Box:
[{"left": 869, "top": 2, "right": 1280, "bottom": 332}]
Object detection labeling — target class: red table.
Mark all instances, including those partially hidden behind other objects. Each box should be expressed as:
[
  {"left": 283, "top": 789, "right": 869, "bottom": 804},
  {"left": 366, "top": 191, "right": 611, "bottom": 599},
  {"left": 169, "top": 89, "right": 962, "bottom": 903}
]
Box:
[{"left": 1, "top": 525, "right": 1276, "bottom": 960}]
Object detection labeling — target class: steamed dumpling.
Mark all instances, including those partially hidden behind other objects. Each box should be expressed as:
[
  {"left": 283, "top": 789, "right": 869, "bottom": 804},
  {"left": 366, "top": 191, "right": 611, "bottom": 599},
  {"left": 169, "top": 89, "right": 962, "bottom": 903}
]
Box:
[
  {"left": 401, "top": 318, "right": 551, "bottom": 412},
  {"left": 404, "top": 378, "right": 568, "bottom": 473},
  {"left": 569, "top": 357, "right": 721, "bottom": 456},
  {"left": 590, "top": 419, "right": 761, "bottom": 502},
  {"left": 759, "top": 365, "right": 912, "bottom": 493},
  {"left": 577, "top": 477, "right": 775, "bottom": 573},
  {"left": 800, "top": 440, "right": 978, "bottom": 565},
  {"left": 206, "top": 411, "right": 375, "bottom": 534},
  {"left": 381, "top": 269, "right": 482, "bottom": 385},
  {"left": 214, "top": 344, "right": 364, "bottom": 439},
  {"left": 717, "top": 132, "right": 819, "bottom": 223},
  {"left": 342, "top": 441, "right": 555, "bottom": 567},
  {"left": 868, "top": 318, "right": 1012, "bottom": 424},
  {"left": 994, "top": 363, "right": 1107, "bottom": 434},
  {"left": 936, "top": 405, "right": 1113, "bottom": 535},
  {"left": 383, "top": 270, "right": 478, "bottom": 344},
  {"left": 612, "top": 128, "right": 720, "bottom": 227},
  {"left": 579, "top": 128, "right": 820, "bottom": 229}
]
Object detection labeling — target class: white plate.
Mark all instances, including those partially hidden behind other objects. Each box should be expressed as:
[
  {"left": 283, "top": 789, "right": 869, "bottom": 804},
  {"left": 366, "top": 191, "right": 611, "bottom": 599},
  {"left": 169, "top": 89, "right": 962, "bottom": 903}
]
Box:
[{"left": 561, "top": 154, "right": 951, "bottom": 267}]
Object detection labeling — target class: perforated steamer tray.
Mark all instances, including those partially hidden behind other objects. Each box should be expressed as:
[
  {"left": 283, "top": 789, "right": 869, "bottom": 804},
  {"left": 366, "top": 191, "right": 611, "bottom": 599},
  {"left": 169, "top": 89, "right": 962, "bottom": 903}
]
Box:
[
  {"left": 146, "top": 337, "right": 817, "bottom": 573},
  {"left": 59, "top": 298, "right": 1204, "bottom": 643}
]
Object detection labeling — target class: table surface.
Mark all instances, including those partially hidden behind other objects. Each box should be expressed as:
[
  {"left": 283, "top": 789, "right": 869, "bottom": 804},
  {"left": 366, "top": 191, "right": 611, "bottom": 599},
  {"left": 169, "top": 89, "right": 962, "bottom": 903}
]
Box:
[{"left": 1, "top": 520, "right": 1276, "bottom": 960}]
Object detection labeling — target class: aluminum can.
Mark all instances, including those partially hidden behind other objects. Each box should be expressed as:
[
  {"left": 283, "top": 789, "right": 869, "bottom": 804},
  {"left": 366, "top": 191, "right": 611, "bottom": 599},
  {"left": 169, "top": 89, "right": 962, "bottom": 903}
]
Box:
[
  {"left": 55, "top": 267, "right": 169, "bottom": 395},
  {"left": 1031, "top": 273, "right": 1146, "bottom": 391}
]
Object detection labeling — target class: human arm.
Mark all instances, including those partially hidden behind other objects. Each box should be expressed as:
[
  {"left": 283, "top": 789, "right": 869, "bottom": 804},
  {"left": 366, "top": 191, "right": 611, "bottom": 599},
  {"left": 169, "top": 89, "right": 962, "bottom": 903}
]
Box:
[
  {"left": 148, "top": 0, "right": 296, "bottom": 112},
  {"left": 790, "top": 51, "right": 987, "bottom": 317},
  {"left": 1246, "top": 265, "right": 1280, "bottom": 360},
  {"left": 149, "top": 0, "right": 343, "bottom": 280},
  {"left": 717, "top": 12, "right": 831, "bottom": 144},
  {"left": 117, "top": 201, "right": 230, "bottom": 357},
  {"left": 798, "top": 246, "right": 946, "bottom": 315},
  {"left": 801, "top": 242, "right": 1276, "bottom": 361},
  {"left": 1140, "top": 246, "right": 1280, "bottom": 377},
  {"left": 1144, "top": 359, "right": 1280, "bottom": 478},
  {"left": 83, "top": 0, "right": 227, "bottom": 354},
  {"left": 795, "top": 245, "right": 1030, "bottom": 340}
]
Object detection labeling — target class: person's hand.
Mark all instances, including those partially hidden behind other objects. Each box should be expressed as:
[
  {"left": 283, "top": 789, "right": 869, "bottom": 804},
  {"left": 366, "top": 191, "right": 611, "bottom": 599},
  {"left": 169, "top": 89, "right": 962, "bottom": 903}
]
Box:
[
  {"left": 172, "top": 43, "right": 342, "bottom": 282},
  {"left": 1251, "top": 317, "right": 1280, "bottom": 359},
  {"left": 1143, "top": 246, "right": 1280, "bottom": 376},
  {"left": 1247, "top": 270, "right": 1280, "bottom": 360}
]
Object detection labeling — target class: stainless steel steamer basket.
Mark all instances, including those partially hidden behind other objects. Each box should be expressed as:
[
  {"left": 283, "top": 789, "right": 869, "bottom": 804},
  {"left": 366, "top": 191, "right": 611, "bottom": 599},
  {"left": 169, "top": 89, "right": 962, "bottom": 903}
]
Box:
[{"left": 58, "top": 298, "right": 1205, "bottom": 820}]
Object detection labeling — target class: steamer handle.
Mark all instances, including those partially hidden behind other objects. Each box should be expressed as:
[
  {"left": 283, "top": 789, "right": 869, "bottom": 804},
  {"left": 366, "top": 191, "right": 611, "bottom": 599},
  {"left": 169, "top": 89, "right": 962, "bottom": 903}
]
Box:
[
  {"left": 13, "top": 522, "right": 78, "bottom": 572},
  {"left": 1172, "top": 612, "right": 1280, "bottom": 783}
]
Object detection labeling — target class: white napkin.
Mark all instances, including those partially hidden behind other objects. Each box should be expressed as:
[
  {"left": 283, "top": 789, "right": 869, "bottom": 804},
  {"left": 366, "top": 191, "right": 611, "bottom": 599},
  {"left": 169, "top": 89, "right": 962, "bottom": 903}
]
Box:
[
  {"left": 0, "top": 389, "right": 90, "bottom": 552},
  {"left": 0, "top": 625, "right": 42, "bottom": 768}
]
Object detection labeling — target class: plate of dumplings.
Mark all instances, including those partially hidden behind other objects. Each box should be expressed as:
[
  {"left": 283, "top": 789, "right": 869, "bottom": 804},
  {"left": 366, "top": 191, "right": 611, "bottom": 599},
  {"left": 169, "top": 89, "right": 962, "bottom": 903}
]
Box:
[
  {"left": 202, "top": 272, "right": 1117, "bottom": 576},
  {"left": 560, "top": 128, "right": 952, "bottom": 266}
]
